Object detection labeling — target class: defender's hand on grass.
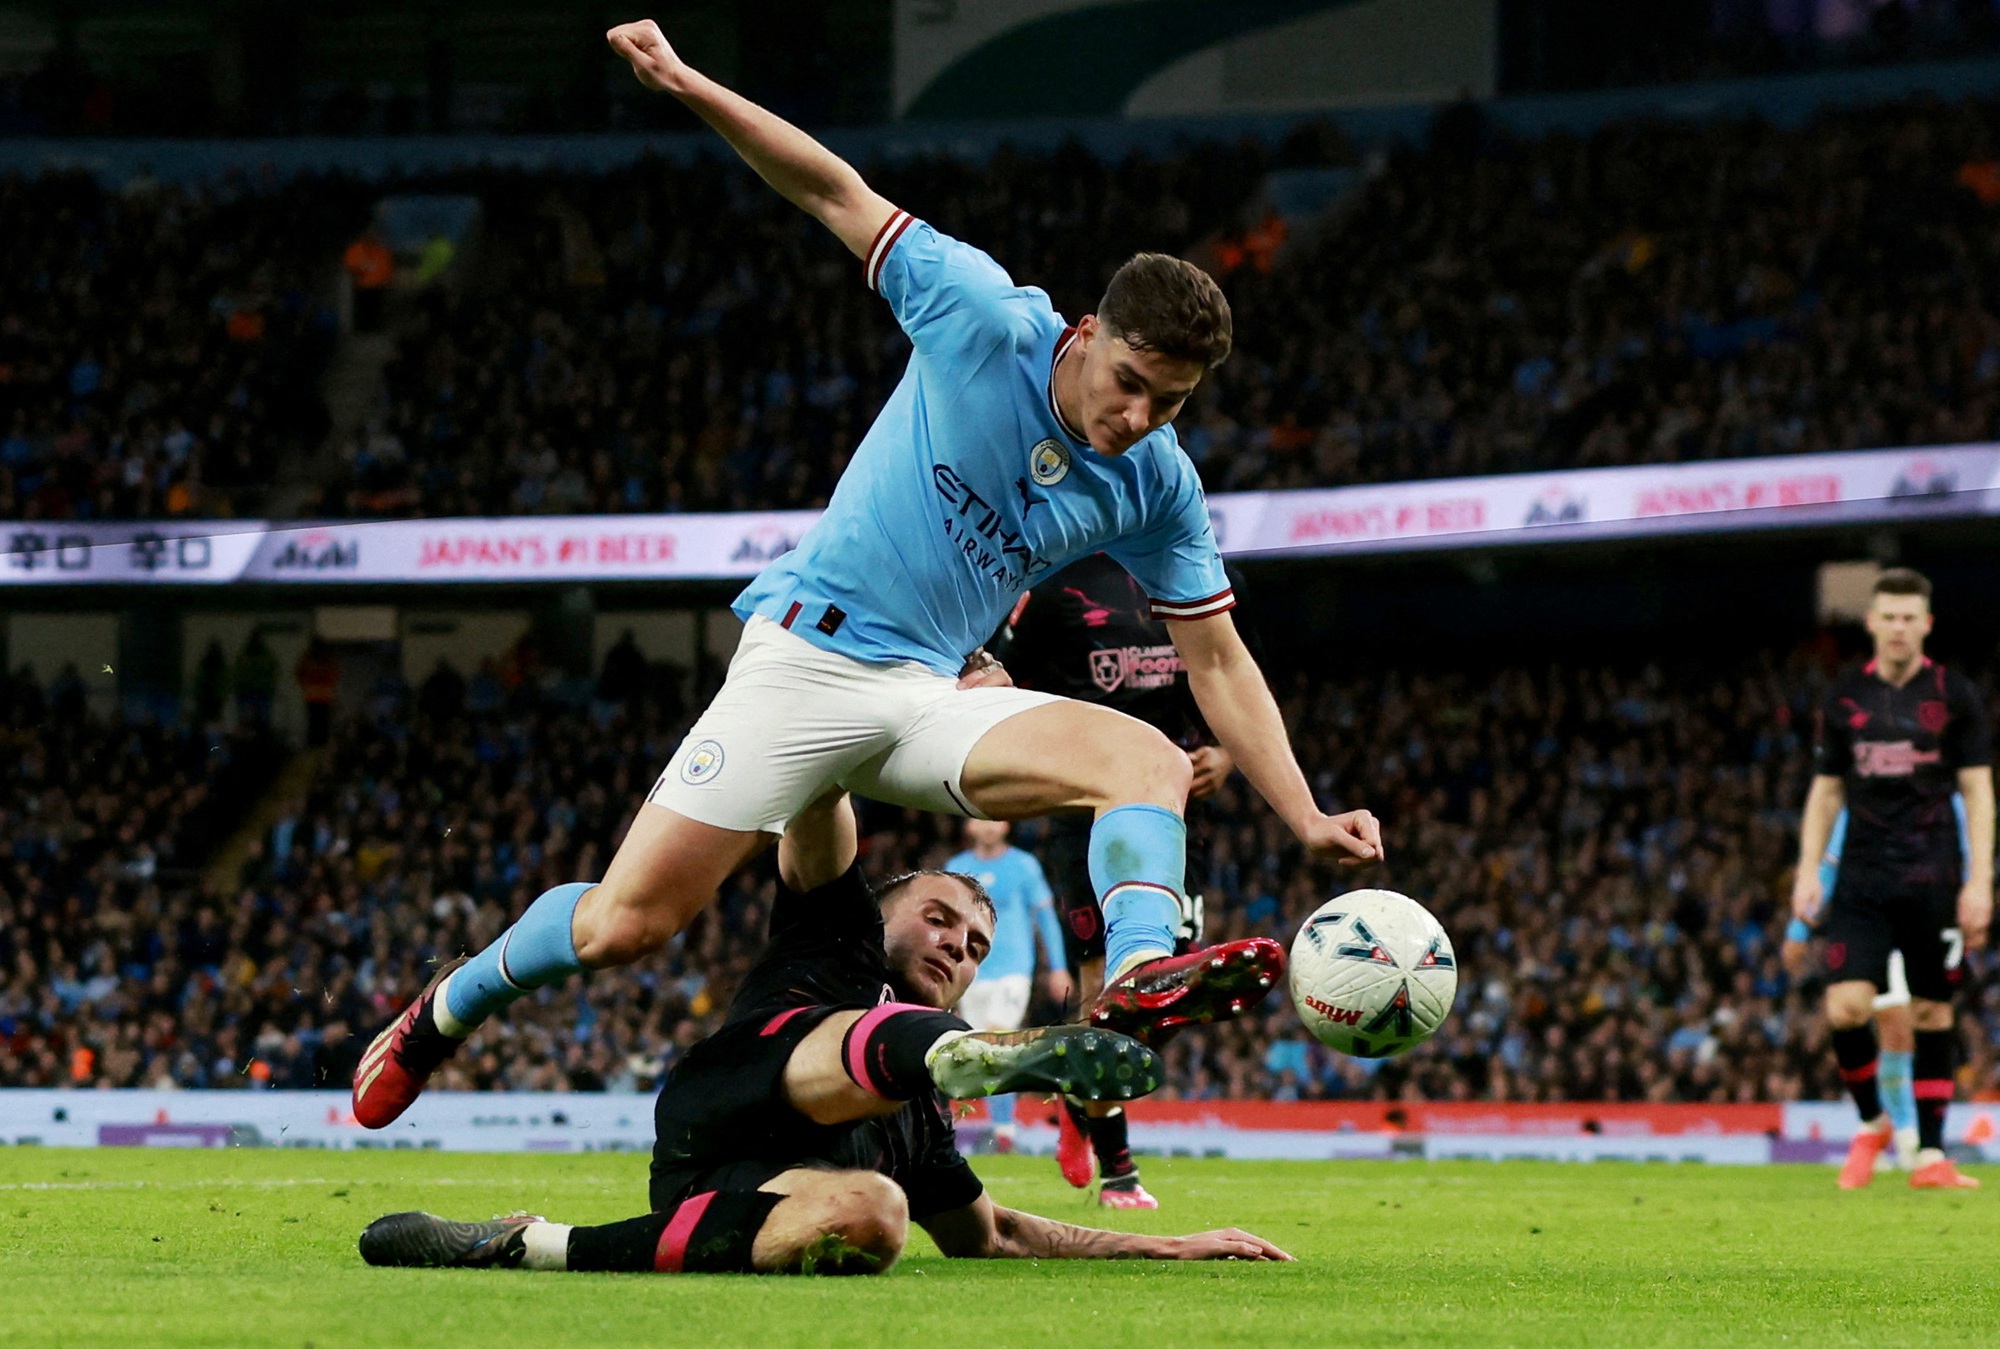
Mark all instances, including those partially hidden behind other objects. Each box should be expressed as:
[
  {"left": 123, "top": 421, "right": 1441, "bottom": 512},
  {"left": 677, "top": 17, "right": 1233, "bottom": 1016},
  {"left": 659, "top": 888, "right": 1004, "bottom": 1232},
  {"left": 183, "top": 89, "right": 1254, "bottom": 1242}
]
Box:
[
  {"left": 1296, "top": 808, "right": 1385, "bottom": 867},
  {"left": 1160, "top": 1228, "right": 1294, "bottom": 1262},
  {"left": 607, "top": 19, "right": 690, "bottom": 93}
]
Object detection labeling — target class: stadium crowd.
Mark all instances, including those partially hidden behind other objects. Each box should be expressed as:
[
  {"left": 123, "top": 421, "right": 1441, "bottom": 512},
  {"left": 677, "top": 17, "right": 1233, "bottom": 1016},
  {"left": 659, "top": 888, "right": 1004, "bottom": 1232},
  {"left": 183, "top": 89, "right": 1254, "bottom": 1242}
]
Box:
[
  {"left": 313, "top": 94, "right": 2000, "bottom": 515},
  {"left": 6, "top": 634, "right": 1998, "bottom": 1108},
  {"left": 6, "top": 96, "right": 2000, "bottom": 522},
  {"left": 0, "top": 172, "right": 357, "bottom": 523}
]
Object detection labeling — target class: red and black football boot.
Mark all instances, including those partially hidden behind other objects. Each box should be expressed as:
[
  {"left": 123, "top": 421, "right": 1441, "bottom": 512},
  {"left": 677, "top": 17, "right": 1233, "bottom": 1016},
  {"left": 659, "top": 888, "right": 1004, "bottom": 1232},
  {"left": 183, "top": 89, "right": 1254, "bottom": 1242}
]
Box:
[
  {"left": 1056, "top": 1096, "right": 1094, "bottom": 1189},
  {"left": 352, "top": 956, "right": 466, "bottom": 1129},
  {"left": 1088, "top": 938, "right": 1286, "bottom": 1048}
]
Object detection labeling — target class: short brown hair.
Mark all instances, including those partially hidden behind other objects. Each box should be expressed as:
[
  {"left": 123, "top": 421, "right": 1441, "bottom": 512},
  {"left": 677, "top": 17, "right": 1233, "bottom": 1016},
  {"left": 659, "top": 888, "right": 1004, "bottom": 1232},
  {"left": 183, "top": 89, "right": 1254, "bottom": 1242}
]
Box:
[
  {"left": 1874, "top": 567, "right": 1932, "bottom": 601},
  {"left": 1097, "top": 253, "right": 1233, "bottom": 369},
  {"left": 878, "top": 869, "right": 995, "bottom": 922}
]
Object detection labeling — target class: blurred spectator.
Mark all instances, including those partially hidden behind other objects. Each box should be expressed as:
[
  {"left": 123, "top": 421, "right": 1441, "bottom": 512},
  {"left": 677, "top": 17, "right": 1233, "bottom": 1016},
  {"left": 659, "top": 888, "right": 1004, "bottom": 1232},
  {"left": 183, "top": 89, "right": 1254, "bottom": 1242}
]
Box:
[
  {"left": 233, "top": 632, "right": 278, "bottom": 725},
  {"left": 343, "top": 227, "right": 394, "bottom": 334},
  {"left": 0, "top": 172, "right": 356, "bottom": 520},
  {"left": 294, "top": 639, "right": 339, "bottom": 747}
]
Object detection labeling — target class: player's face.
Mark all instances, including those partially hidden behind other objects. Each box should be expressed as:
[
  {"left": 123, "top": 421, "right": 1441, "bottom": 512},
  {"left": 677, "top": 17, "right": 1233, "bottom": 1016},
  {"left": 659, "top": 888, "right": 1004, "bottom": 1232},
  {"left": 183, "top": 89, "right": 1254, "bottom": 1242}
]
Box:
[
  {"left": 880, "top": 877, "right": 995, "bottom": 1009},
  {"left": 1865, "top": 592, "right": 1932, "bottom": 664},
  {"left": 1075, "top": 316, "right": 1204, "bottom": 456}
]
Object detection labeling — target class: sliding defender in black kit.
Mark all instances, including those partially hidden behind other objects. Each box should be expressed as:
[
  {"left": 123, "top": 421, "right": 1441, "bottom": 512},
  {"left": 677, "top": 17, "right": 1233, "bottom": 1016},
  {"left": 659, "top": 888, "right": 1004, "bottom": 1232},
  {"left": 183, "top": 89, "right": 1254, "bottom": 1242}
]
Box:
[{"left": 360, "top": 792, "right": 1289, "bottom": 1274}]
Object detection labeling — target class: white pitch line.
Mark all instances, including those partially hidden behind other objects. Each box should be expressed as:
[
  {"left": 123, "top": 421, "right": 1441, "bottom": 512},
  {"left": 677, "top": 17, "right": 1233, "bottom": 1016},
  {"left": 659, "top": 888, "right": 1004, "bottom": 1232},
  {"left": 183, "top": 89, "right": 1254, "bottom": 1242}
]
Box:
[{"left": 0, "top": 1175, "right": 632, "bottom": 1193}]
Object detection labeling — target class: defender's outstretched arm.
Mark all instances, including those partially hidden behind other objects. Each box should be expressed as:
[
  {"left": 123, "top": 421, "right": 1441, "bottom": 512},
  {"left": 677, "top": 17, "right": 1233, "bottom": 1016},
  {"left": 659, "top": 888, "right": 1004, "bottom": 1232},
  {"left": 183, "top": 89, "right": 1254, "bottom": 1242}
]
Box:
[
  {"left": 607, "top": 19, "right": 896, "bottom": 258},
  {"left": 920, "top": 1192, "right": 1291, "bottom": 1261}
]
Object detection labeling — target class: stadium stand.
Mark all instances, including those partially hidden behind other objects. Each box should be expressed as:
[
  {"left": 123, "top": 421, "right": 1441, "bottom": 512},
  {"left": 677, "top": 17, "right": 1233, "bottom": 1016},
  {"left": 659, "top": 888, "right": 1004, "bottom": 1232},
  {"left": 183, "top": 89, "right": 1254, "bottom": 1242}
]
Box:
[
  {"left": 293, "top": 95, "right": 2000, "bottom": 514},
  {"left": 12, "top": 96, "right": 2000, "bottom": 520},
  {"left": 6, "top": 638, "right": 1995, "bottom": 1106},
  {"left": 0, "top": 173, "right": 359, "bottom": 521}
]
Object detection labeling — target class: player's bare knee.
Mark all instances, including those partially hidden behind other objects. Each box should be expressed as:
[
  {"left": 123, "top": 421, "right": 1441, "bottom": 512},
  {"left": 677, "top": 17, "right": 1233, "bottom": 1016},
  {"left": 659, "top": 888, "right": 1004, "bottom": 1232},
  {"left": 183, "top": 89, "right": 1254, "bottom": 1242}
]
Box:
[
  {"left": 1102, "top": 723, "right": 1191, "bottom": 808},
  {"left": 801, "top": 1174, "right": 907, "bottom": 1275}
]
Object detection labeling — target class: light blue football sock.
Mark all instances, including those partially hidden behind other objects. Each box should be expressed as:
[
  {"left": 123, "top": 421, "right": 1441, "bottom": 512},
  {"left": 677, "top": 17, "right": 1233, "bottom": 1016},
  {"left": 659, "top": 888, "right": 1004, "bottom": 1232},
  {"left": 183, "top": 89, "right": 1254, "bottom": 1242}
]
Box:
[
  {"left": 439, "top": 881, "right": 591, "bottom": 1033},
  {"left": 1879, "top": 1049, "right": 1917, "bottom": 1135},
  {"left": 1089, "top": 804, "right": 1186, "bottom": 980}
]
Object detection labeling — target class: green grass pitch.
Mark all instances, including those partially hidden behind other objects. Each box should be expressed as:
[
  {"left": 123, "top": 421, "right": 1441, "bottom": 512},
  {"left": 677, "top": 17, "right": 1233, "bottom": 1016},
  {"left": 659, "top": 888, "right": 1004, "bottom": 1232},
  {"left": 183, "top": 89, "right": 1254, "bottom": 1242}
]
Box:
[{"left": 2, "top": 1149, "right": 1995, "bottom": 1348}]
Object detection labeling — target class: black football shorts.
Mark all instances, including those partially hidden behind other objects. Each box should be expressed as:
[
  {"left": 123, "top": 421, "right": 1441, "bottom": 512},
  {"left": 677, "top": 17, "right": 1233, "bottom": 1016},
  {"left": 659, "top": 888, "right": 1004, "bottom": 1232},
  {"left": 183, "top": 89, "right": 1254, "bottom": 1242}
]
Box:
[{"left": 1821, "top": 873, "right": 1965, "bottom": 1002}]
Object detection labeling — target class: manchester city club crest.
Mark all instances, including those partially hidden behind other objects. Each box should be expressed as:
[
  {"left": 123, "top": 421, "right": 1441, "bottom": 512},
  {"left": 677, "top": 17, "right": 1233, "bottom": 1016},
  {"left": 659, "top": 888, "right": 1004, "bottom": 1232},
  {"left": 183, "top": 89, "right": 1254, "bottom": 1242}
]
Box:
[
  {"left": 679, "top": 739, "right": 725, "bottom": 785},
  {"left": 1029, "top": 438, "right": 1071, "bottom": 486}
]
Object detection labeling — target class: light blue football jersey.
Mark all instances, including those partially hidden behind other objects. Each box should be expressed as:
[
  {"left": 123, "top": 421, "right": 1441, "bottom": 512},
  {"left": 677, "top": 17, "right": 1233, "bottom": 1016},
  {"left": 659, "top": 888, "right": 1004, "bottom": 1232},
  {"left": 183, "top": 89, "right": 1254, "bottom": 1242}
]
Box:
[
  {"left": 946, "top": 845, "right": 1065, "bottom": 981},
  {"left": 733, "top": 212, "right": 1234, "bottom": 675}
]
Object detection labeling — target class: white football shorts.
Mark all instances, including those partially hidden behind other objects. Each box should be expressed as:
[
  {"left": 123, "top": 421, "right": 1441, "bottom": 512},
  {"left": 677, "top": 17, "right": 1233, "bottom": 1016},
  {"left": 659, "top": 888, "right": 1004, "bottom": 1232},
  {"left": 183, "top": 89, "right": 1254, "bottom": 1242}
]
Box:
[
  {"left": 647, "top": 615, "right": 1061, "bottom": 834},
  {"left": 956, "top": 973, "right": 1032, "bottom": 1032},
  {"left": 1872, "top": 949, "right": 1911, "bottom": 1011}
]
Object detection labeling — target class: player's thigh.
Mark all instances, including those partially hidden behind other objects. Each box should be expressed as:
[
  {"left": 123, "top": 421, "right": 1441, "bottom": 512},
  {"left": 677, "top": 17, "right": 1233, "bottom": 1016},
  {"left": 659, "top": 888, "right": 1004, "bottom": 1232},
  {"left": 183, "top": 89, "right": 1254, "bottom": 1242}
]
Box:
[
  {"left": 1819, "top": 899, "right": 1894, "bottom": 1009},
  {"left": 780, "top": 1008, "right": 906, "bottom": 1125},
  {"left": 752, "top": 1167, "right": 909, "bottom": 1274},
  {"left": 648, "top": 617, "right": 900, "bottom": 835},
  {"left": 578, "top": 803, "right": 772, "bottom": 963},
  {"left": 839, "top": 683, "right": 1064, "bottom": 816},
  {"left": 954, "top": 696, "right": 1192, "bottom": 818}
]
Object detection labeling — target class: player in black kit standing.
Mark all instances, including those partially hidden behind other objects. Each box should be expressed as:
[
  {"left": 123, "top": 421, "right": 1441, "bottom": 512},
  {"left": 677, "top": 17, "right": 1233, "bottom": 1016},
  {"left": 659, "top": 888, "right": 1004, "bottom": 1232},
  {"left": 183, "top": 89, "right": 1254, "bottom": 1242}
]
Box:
[
  {"left": 1792, "top": 568, "right": 1995, "bottom": 1190},
  {"left": 1004, "top": 552, "right": 1243, "bottom": 1209}
]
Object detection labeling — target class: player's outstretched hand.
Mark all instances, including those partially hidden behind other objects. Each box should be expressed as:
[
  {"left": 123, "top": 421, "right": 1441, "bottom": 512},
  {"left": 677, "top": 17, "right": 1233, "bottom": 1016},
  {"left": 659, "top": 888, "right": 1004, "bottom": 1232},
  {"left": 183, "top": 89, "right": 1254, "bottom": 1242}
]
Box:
[
  {"left": 606, "top": 19, "right": 689, "bottom": 92},
  {"left": 1298, "top": 808, "right": 1384, "bottom": 867},
  {"left": 1162, "top": 1228, "right": 1294, "bottom": 1261}
]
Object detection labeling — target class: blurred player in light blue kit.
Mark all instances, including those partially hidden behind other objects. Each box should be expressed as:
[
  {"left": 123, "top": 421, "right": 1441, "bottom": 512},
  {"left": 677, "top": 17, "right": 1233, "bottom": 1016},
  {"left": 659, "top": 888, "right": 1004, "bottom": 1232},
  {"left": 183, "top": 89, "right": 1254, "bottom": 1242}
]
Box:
[{"left": 947, "top": 820, "right": 1073, "bottom": 1150}]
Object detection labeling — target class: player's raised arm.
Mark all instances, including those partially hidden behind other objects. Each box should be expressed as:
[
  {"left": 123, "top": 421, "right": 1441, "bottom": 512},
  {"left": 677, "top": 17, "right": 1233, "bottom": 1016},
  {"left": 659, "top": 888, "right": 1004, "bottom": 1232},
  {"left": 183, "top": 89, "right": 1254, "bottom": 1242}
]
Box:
[
  {"left": 1168, "top": 610, "right": 1383, "bottom": 867},
  {"left": 920, "top": 1193, "right": 1291, "bottom": 1262},
  {"left": 606, "top": 19, "right": 896, "bottom": 259}
]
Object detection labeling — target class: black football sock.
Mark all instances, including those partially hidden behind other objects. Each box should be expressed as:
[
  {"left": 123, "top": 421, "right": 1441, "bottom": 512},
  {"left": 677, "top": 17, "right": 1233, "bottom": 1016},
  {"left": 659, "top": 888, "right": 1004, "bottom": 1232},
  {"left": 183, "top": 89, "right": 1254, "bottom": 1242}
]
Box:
[
  {"left": 841, "top": 1004, "right": 970, "bottom": 1100},
  {"left": 566, "top": 1212, "right": 672, "bottom": 1272},
  {"left": 1831, "top": 1024, "right": 1883, "bottom": 1123},
  {"left": 1914, "top": 1029, "right": 1955, "bottom": 1153},
  {"left": 1084, "top": 1104, "right": 1137, "bottom": 1180},
  {"left": 567, "top": 1190, "right": 785, "bottom": 1274}
]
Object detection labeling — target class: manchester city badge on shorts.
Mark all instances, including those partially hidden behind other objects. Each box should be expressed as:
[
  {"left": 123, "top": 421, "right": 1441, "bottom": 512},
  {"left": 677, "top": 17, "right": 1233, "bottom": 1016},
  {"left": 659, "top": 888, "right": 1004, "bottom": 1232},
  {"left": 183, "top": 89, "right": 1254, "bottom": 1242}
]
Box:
[
  {"left": 680, "top": 739, "right": 725, "bottom": 785},
  {"left": 1029, "top": 438, "right": 1071, "bottom": 486}
]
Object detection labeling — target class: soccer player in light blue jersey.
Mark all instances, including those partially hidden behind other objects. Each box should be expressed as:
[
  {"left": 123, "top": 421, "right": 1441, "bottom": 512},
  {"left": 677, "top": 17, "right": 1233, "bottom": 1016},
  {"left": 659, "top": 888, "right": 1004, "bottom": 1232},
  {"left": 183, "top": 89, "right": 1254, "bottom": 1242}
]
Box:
[
  {"left": 352, "top": 18, "right": 1384, "bottom": 1129},
  {"left": 948, "top": 820, "right": 1072, "bottom": 1151}
]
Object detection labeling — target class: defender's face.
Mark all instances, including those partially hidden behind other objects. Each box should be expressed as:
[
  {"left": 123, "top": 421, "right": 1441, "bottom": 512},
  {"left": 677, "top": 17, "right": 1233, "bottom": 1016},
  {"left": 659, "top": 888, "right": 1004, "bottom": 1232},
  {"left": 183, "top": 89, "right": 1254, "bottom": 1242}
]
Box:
[
  {"left": 880, "top": 876, "right": 994, "bottom": 1010},
  {"left": 1865, "top": 593, "right": 1932, "bottom": 664},
  {"left": 1074, "top": 315, "right": 1205, "bottom": 456}
]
